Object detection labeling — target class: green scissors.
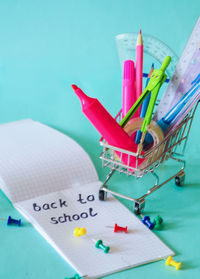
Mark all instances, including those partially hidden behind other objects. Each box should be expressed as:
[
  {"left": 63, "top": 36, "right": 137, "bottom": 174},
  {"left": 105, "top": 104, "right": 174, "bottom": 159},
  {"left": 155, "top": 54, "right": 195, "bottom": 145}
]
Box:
[{"left": 120, "top": 56, "right": 171, "bottom": 154}]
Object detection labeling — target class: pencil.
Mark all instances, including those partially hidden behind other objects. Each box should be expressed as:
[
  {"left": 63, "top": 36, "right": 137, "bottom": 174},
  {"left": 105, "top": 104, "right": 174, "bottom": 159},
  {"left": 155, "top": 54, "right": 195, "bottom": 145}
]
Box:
[{"left": 135, "top": 29, "right": 143, "bottom": 117}]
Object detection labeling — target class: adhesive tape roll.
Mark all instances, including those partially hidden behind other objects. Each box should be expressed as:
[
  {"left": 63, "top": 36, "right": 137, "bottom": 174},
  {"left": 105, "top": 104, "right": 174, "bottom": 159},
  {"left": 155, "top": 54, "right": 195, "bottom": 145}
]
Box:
[
  {"left": 113, "top": 117, "right": 164, "bottom": 171},
  {"left": 124, "top": 117, "right": 164, "bottom": 168}
]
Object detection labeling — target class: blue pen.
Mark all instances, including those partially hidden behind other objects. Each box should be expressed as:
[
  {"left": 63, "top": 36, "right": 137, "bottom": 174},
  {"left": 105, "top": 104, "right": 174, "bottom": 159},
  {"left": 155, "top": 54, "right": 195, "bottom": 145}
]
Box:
[
  {"left": 145, "top": 73, "right": 200, "bottom": 143},
  {"left": 135, "top": 63, "right": 154, "bottom": 144}
]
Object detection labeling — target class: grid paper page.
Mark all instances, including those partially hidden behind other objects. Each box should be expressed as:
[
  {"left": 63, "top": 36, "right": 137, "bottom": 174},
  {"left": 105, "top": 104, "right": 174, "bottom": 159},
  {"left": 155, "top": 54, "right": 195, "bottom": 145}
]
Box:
[
  {"left": 16, "top": 181, "right": 174, "bottom": 279},
  {"left": 0, "top": 119, "right": 98, "bottom": 203}
]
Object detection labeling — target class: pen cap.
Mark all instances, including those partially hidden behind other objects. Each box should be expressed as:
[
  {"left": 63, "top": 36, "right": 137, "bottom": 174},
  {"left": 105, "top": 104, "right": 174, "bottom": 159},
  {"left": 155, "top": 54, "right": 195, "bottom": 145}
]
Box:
[
  {"left": 72, "top": 84, "right": 94, "bottom": 107},
  {"left": 123, "top": 60, "right": 135, "bottom": 80}
]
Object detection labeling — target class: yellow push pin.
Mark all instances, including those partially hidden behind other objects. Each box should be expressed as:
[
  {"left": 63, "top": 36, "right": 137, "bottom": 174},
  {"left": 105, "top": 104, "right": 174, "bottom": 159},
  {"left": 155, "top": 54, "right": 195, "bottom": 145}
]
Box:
[
  {"left": 165, "top": 256, "right": 181, "bottom": 270},
  {"left": 73, "top": 227, "right": 87, "bottom": 237}
]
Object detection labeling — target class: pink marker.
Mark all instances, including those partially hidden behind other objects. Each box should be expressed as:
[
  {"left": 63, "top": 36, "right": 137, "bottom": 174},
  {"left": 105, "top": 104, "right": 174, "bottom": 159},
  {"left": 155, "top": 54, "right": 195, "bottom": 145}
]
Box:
[
  {"left": 135, "top": 29, "right": 143, "bottom": 117},
  {"left": 72, "top": 85, "right": 140, "bottom": 168},
  {"left": 122, "top": 60, "right": 136, "bottom": 118}
]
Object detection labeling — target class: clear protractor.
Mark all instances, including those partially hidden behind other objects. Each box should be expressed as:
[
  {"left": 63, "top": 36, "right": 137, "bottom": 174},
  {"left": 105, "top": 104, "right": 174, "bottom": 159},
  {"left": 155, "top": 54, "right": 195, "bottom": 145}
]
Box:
[{"left": 115, "top": 33, "right": 179, "bottom": 78}]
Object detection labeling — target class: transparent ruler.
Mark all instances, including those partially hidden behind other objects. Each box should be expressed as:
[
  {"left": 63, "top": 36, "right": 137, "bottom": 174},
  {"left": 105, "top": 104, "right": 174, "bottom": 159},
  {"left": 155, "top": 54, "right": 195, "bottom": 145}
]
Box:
[
  {"left": 115, "top": 33, "right": 178, "bottom": 78},
  {"left": 154, "top": 16, "right": 200, "bottom": 121}
]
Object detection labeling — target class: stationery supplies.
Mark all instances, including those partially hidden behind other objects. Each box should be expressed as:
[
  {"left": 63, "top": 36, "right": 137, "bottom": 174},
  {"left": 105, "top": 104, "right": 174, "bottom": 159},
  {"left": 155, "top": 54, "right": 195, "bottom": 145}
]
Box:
[
  {"left": 74, "top": 227, "right": 87, "bottom": 237},
  {"left": 145, "top": 73, "right": 200, "bottom": 144},
  {"left": 72, "top": 84, "right": 141, "bottom": 168},
  {"left": 140, "top": 215, "right": 163, "bottom": 230},
  {"left": 7, "top": 216, "right": 21, "bottom": 226},
  {"left": 94, "top": 239, "right": 110, "bottom": 253},
  {"left": 135, "top": 29, "right": 143, "bottom": 117},
  {"left": 141, "top": 216, "right": 155, "bottom": 230},
  {"left": 158, "top": 74, "right": 200, "bottom": 131},
  {"left": 115, "top": 33, "right": 178, "bottom": 78},
  {"left": 110, "top": 117, "right": 164, "bottom": 173},
  {"left": 120, "top": 56, "right": 171, "bottom": 129},
  {"left": 99, "top": 28, "right": 199, "bottom": 215},
  {"left": 72, "top": 84, "right": 136, "bottom": 153},
  {"left": 113, "top": 224, "right": 128, "bottom": 233},
  {"left": 165, "top": 256, "right": 181, "bottom": 270},
  {"left": 0, "top": 120, "right": 174, "bottom": 278},
  {"left": 107, "top": 224, "right": 128, "bottom": 233},
  {"left": 65, "top": 274, "right": 84, "bottom": 279},
  {"left": 135, "top": 63, "right": 154, "bottom": 144},
  {"left": 154, "top": 16, "right": 200, "bottom": 121},
  {"left": 0, "top": 216, "right": 21, "bottom": 226},
  {"left": 123, "top": 117, "right": 164, "bottom": 167},
  {"left": 172, "top": 92, "right": 200, "bottom": 131},
  {"left": 122, "top": 60, "right": 136, "bottom": 118},
  {"left": 119, "top": 56, "right": 171, "bottom": 154},
  {"left": 153, "top": 216, "right": 163, "bottom": 230},
  {"left": 143, "top": 72, "right": 169, "bottom": 83}
]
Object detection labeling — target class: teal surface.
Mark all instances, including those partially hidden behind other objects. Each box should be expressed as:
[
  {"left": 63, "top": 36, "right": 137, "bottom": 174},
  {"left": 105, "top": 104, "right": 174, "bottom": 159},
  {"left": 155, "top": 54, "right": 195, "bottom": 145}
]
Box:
[{"left": 0, "top": 1, "right": 200, "bottom": 278}]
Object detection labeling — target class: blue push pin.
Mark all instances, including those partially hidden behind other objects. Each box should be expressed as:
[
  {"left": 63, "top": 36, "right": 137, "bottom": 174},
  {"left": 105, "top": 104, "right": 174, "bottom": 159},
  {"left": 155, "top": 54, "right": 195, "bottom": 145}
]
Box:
[
  {"left": 141, "top": 215, "right": 155, "bottom": 230},
  {"left": 7, "top": 216, "right": 21, "bottom": 226}
]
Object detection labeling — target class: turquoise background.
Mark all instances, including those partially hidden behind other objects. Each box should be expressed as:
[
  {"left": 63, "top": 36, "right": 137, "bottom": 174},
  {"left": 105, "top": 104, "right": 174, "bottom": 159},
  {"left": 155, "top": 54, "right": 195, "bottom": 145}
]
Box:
[{"left": 0, "top": 0, "right": 200, "bottom": 278}]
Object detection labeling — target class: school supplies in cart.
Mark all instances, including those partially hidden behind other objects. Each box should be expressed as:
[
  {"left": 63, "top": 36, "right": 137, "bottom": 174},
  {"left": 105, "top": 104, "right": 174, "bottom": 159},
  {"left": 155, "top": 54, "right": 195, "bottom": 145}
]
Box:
[{"left": 98, "top": 18, "right": 200, "bottom": 214}]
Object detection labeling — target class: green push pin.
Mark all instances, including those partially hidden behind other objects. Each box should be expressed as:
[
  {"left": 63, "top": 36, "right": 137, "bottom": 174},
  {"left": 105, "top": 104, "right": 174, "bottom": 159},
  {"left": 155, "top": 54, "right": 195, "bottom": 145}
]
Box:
[
  {"left": 153, "top": 216, "right": 163, "bottom": 230},
  {"left": 65, "top": 274, "right": 85, "bottom": 279},
  {"left": 95, "top": 239, "right": 110, "bottom": 253}
]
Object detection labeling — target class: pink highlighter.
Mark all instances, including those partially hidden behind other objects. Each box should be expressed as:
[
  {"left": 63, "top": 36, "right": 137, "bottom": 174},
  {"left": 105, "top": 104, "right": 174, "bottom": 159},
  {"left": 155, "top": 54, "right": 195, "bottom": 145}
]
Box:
[
  {"left": 122, "top": 60, "right": 136, "bottom": 118},
  {"left": 72, "top": 84, "right": 139, "bottom": 168}
]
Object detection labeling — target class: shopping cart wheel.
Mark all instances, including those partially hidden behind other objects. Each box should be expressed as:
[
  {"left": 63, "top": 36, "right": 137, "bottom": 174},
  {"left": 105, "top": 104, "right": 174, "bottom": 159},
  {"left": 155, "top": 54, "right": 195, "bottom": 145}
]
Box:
[
  {"left": 175, "top": 172, "right": 185, "bottom": 186},
  {"left": 134, "top": 200, "right": 145, "bottom": 215},
  {"left": 99, "top": 189, "right": 107, "bottom": 201}
]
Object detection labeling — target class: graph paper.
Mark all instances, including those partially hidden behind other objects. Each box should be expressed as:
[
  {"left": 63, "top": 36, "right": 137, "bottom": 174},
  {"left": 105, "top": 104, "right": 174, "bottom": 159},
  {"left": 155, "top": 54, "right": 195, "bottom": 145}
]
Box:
[{"left": 0, "top": 119, "right": 174, "bottom": 278}]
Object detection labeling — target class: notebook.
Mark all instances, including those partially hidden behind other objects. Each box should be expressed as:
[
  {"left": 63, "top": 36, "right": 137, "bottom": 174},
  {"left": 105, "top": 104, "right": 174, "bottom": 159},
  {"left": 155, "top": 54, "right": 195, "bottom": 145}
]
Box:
[{"left": 0, "top": 119, "right": 174, "bottom": 278}]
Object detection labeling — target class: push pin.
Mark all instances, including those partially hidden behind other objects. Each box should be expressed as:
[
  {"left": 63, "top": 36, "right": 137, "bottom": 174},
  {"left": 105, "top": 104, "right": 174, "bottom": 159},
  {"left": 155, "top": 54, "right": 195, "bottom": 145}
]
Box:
[
  {"left": 73, "top": 227, "right": 87, "bottom": 237},
  {"left": 106, "top": 223, "right": 128, "bottom": 233},
  {"left": 94, "top": 239, "right": 110, "bottom": 253},
  {"left": 153, "top": 216, "right": 163, "bottom": 230},
  {"left": 165, "top": 256, "right": 181, "bottom": 270},
  {"left": 0, "top": 216, "right": 21, "bottom": 226},
  {"left": 65, "top": 273, "right": 87, "bottom": 279},
  {"left": 140, "top": 214, "right": 155, "bottom": 230}
]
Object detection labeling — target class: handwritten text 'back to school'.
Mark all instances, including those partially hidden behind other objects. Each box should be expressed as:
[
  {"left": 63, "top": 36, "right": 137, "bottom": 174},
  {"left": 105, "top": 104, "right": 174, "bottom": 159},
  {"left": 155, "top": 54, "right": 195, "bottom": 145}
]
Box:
[{"left": 32, "top": 193, "right": 98, "bottom": 224}]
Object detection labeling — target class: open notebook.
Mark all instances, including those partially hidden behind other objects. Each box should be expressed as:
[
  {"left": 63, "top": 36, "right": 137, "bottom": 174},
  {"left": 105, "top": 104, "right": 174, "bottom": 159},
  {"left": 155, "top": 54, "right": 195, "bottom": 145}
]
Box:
[{"left": 0, "top": 119, "right": 174, "bottom": 278}]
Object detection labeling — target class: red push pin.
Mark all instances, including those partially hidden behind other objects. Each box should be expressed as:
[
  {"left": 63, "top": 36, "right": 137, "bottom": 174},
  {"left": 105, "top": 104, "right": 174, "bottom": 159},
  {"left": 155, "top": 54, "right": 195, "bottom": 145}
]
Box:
[{"left": 106, "top": 223, "right": 128, "bottom": 233}]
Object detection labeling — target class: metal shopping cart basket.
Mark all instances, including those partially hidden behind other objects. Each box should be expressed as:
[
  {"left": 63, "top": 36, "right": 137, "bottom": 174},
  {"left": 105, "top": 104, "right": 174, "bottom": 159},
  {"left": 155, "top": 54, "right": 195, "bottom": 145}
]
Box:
[{"left": 98, "top": 100, "right": 199, "bottom": 215}]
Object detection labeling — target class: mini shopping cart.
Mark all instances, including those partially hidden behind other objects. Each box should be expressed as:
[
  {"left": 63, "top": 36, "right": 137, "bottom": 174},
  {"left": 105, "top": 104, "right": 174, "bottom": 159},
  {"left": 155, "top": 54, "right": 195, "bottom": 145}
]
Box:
[
  {"left": 98, "top": 100, "right": 199, "bottom": 214},
  {"left": 98, "top": 33, "right": 200, "bottom": 214}
]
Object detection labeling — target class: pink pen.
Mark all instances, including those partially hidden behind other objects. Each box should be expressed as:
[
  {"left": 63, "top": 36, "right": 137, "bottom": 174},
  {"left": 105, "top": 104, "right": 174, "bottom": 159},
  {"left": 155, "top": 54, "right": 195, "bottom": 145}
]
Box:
[
  {"left": 122, "top": 60, "right": 136, "bottom": 118},
  {"left": 72, "top": 85, "right": 140, "bottom": 168},
  {"left": 135, "top": 29, "right": 143, "bottom": 117}
]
